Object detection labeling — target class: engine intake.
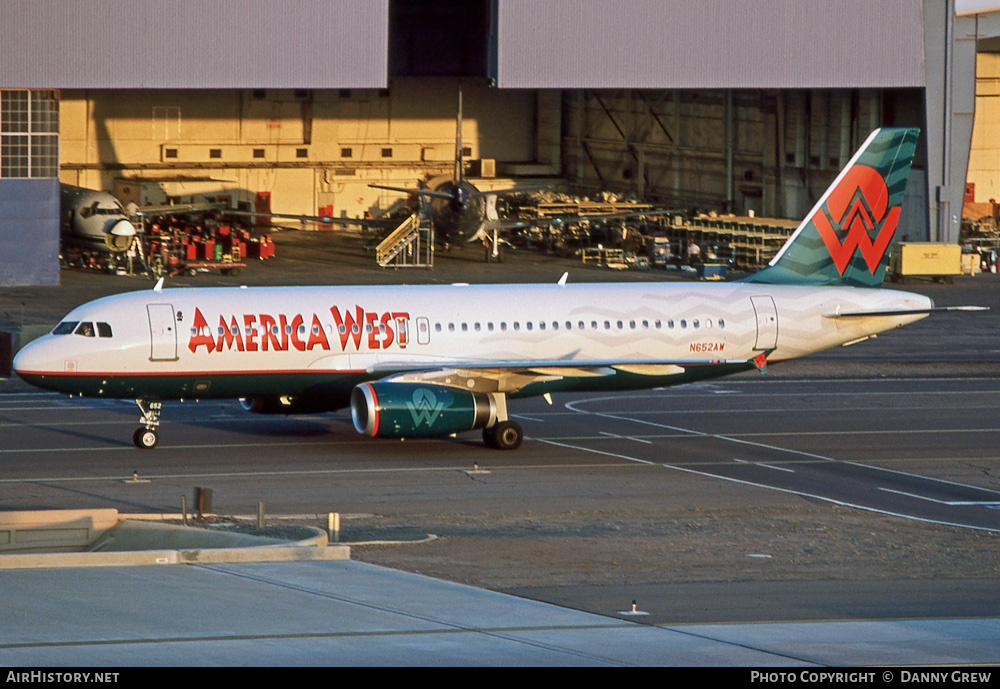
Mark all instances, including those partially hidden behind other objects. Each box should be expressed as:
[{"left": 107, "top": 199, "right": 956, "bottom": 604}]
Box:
[{"left": 351, "top": 382, "right": 498, "bottom": 438}]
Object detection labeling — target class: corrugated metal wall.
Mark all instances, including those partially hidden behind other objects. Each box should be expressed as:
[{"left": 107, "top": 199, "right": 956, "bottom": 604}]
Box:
[
  {"left": 0, "top": 179, "right": 59, "bottom": 286},
  {"left": 0, "top": 0, "right": 389, "bottom": 88},
  {"left": 496, "top": 0, "right": 926, "bottom": 88}
]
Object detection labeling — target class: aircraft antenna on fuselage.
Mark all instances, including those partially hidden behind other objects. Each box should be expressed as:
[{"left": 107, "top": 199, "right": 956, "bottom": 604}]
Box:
[{"left": 153, "top": 277, "right": 164, "bottom": 292}]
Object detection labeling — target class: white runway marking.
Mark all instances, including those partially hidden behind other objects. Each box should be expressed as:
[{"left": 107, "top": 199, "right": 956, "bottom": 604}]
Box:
[
  {"left": 877, "top": 488, "right": 1000, "bottom": 507},
  {"left": 536, "top": 436, "right": 1000, "bottom": 533},
  {"left": 598, "top": 431, "right": 652, "bottom": 444},
  {"left": 548, "top": 391, "right": 1000, "bottom": 532},
  {"left": 733, "top": 458, "right": 795, "bottom": 473}
]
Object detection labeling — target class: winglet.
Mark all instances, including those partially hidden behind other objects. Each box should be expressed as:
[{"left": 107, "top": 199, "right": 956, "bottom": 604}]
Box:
[
  {"left": 153, "top": 277, "right": 165, "bottom": 292},
  {"left": 557, "top": 272, "right": 569, "bottom": 286}
]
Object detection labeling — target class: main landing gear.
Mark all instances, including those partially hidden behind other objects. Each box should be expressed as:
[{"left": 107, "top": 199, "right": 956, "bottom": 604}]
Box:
[
  {"left": 133, "top": 399, "right": 162, "bottom": 449},
  {"left": 482, "top": 419, "right": 523, "bottom": 450}
]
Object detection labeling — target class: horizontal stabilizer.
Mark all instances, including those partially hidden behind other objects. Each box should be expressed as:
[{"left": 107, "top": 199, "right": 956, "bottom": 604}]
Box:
[{"left": 824, "top": 305, "right": 988, "bottom": 319}]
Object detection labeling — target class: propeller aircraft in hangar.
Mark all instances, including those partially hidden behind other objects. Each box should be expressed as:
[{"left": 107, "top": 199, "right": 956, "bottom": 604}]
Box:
[
  {"left": 15, "top": 128, "right": 982, "bottom": 451},
  {"left": 368, "top": 84, "right": 549, "bottom": 257}
]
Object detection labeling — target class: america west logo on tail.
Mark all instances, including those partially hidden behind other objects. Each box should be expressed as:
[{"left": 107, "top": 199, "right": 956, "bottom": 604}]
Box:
[
  {"left": 814, "top": 164, "right": 900, "bottom": 275},
  {"left": 748, "top": 128, "right": 920, "bottom": 288}
]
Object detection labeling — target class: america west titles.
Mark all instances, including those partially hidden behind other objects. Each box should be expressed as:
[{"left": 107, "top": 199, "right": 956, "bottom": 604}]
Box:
[{"left": 187, "top": 305, "right": 411, "bottom": 354}]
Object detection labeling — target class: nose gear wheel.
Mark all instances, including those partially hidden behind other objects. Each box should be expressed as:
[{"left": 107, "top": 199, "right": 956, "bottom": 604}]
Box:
[{"left": 133, "top": 399, "right": 162, "bottom": 449}]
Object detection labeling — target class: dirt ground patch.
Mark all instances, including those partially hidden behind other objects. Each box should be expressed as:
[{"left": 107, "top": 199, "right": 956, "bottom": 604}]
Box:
[{"left": 322, "top": 505, "right": 1000, "bottom": 589}]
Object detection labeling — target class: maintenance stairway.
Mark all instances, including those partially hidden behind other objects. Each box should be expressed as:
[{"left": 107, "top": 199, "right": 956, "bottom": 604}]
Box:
[{"left": 376, "top": 213, "right": 433, "bottom": 268}]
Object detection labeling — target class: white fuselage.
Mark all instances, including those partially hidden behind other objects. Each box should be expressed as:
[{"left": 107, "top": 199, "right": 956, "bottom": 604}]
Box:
[{"left": 13, "top": 281, "right": 932, "bottom": 402}]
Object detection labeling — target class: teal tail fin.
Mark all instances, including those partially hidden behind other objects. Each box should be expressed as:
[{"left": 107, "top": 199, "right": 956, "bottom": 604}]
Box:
[{"left": 746, "top": 128, "right": 920, "bottom": 287}]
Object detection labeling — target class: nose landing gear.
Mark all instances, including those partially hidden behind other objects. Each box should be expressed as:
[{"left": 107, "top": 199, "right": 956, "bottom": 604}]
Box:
[{"left": 133, "top": 399, "right": 162, "bottom": 449}]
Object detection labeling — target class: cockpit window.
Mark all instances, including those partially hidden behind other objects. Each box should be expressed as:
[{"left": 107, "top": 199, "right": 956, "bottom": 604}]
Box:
[
  {"left": 74, "top": 322, "right": 96, "bottom": 337},
  {"left": 52, "top": 321, "right": 79, "bottom": 335},
  {"left": 96, "top": 322, "right": 113, "bottom": 338}
]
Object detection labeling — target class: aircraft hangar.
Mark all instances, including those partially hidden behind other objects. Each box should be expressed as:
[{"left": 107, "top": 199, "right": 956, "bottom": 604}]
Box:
[{"left": 0, "top": 0, "right": 984, "bottom": 286}]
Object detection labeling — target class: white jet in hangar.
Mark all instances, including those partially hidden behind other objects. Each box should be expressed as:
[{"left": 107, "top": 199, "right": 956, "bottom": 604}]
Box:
[{"left": 59, "top": 184, "right": 139, "bottom": 265}]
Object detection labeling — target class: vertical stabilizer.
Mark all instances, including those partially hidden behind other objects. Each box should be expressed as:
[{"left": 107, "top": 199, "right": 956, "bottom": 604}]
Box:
[{"left": 747, "top": 128, "right": 920, "bottom": 287}]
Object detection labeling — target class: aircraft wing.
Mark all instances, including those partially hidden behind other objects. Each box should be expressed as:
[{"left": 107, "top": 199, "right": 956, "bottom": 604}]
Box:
[
  {"left": 467, "top": 185, "right": 551, "bottom": 198},
  {"left": 139, "top": 201, "right": 401, "bottom": 229},
  {"left": 368, "top": 184, "right": 455, "bottom": 201},
  {"left": 139, "top": 202, "right": 229, "bottom": 215},
  {"left": 365, "top": 355, "right": 762, "bottom": 395},
  {"left": 201, "top": 208, "right": 400, "bottom": 229}
]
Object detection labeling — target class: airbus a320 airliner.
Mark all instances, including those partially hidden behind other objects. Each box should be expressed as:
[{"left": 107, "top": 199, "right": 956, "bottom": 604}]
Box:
[{"left": 14, "top": 128, "right": 973, "bottom": 451}]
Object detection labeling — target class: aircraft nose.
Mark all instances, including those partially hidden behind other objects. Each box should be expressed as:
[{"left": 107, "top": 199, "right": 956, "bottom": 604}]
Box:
[
  {"left": 109, "top": 219, "right": 136, "bottom": 237},
  {"left": 13, "top": 338, "right": 42, "bottom": 376},
  {"left": 12, "top": 336, "right": 59, "bottom": 381}
]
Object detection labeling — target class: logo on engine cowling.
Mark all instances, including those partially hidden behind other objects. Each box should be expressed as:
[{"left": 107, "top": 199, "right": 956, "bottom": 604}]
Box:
[{"left": 406, "top": 388, "right": 445, "bottom": 428}]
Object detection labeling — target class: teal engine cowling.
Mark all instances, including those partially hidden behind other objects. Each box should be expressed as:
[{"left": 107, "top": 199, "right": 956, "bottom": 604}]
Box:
[{"left": 351, "top": 382, "right": 498, "bottom": 438}]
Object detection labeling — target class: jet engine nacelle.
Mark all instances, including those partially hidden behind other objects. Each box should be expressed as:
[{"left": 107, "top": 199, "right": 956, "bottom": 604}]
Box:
[
  {"left": 351, "top": 382, "right": 498, "bottom": 438},
  {"left": 239, "top": 395, "right": 344, "bottom": 415}
]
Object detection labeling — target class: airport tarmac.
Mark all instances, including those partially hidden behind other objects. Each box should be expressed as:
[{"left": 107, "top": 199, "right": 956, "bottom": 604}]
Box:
[{"left": 1, "top": 232, "right": 999, "bottom": 665}]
